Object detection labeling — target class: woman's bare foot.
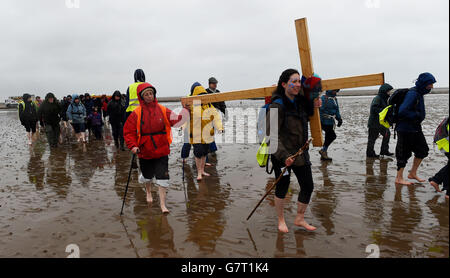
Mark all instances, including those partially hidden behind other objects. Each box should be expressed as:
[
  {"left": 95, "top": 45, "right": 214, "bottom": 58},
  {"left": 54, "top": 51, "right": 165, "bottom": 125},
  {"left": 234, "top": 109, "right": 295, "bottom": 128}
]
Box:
[
  {"left": 202, "top": 172, "right": 210, "bottom": 177},
  {"left": 161, "top": 206, "right": 170, "bottom": 214},
  {"left": 446, "top": 195, "right": 449, "bottom": 200},
  {"left": 197, "top": 174, "right": 202, "bottom": 181},
  {"left": 429, "top": 181, "right": 442, "bottom": 192},
  {"left": 205, "top": 163, "right": 213, "bottom": 167},
  {"left": 408, "top": 172, "right": 425, "bottom": 182},
  {"left": 395, "top": 177, "right": 413, "bottom": 185},
  {"left": 278, "top": 220, "right": 289, "bottom": 233},
  {"left": 294, "top": 218, "right": 317, "bottom": 231}
]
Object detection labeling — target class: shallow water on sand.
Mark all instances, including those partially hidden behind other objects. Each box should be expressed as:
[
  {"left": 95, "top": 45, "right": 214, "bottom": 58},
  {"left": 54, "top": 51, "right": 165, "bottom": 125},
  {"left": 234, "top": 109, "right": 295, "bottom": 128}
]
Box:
[{"left": 0, "top": 94, "right": 448, "bottom": 258}]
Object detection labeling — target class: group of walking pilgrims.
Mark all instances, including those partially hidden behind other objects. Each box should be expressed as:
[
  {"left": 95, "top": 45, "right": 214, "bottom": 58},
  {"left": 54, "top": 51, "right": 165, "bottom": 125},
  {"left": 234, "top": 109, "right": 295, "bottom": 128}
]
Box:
[{"left": 18, "top": 68, "right": 449, "bottom": 233}]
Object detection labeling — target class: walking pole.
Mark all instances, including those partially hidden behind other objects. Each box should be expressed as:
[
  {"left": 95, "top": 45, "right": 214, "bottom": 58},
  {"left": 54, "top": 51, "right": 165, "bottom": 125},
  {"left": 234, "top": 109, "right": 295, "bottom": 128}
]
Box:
[
  {"left": 246, "top": 139, "right": 312, "bottom": 221},
  {"left": 120, "top": 153, "right": 136, "bottom": 215},
  {"left": 182, "top": 158, "right": 185, "bottom": 182}
]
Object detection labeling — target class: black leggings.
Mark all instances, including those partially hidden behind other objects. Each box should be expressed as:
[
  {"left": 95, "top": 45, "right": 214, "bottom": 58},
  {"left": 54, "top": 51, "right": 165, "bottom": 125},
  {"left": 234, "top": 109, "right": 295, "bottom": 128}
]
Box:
[
  {"left": 272, "top": 157, "right": 314, "bottom": 204},
  {"left": 429, "top": 154, "right": 449, "bottom": 196},
  {"left": 322, "top": 124, "right": 336, "bottom": 148}
]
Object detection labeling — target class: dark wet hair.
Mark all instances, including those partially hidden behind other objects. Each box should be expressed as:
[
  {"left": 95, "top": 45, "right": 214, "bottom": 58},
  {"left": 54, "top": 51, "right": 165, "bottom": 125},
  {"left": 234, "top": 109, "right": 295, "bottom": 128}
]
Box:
[{"left": 273, "top": 68, "right": 300, "bottom": 96}]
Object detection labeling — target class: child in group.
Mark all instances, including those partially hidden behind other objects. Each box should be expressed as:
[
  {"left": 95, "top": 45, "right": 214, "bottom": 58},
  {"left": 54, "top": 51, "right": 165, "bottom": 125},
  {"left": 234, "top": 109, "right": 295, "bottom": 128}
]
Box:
[{"left": 89, "top": 106, "right": 104, "bottom": 140}]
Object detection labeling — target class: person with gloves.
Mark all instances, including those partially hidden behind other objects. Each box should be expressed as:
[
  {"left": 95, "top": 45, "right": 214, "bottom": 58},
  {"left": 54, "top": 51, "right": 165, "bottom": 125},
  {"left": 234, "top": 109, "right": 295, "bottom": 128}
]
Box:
[{"left": 319, "top": 89, "right": 342, "bottom": 161}]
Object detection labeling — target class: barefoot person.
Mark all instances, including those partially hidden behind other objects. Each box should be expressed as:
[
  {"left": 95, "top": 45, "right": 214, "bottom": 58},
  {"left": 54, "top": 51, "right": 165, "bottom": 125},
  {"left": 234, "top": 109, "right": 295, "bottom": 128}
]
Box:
[
  {"left": 266, "top": 69, "right": 322, "bottom": 233},
  {"left": 187, "top": 82, "right": 224, "bottom": 181},
  {"left": 429, "top": 116, "right": 449, "bottom": 199},
  {"left": 395, "top": 72, "right": 436, "bottom": 185},
  {"left": 124, "top": 82, "right": 187, "bottom": 213},
  {"left": 18, "top": 93, "right": 39, "bottom": 145},
  {"left": 66, "top": 94, "right": 87, "bottom": 143}
]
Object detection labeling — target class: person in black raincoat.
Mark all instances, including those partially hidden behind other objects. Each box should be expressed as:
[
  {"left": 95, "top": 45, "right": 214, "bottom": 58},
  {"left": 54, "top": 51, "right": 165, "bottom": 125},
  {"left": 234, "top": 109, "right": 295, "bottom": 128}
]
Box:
[
  {"left": 38, "top": 93, "right": 62, "bottom": 147},
  {"left": 107, "top": 90, "right": 126, "bottom": 150}
]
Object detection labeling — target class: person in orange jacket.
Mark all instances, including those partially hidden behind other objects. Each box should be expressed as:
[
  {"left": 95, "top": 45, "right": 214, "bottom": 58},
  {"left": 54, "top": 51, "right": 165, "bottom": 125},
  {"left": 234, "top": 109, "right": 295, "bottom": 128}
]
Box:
[{"left": 124, "top": 82, "right": 189, "bottom": 213}]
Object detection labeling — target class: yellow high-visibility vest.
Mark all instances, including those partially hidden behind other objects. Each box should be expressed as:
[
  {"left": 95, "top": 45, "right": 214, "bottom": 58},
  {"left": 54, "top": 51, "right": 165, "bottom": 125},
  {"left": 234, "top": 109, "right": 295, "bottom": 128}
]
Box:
[
  {"left": 436, "top": 123, "right": 449, "bottom": 153},
  {"left": 126, "top": 82, "right": 143, "bottom": 113}
]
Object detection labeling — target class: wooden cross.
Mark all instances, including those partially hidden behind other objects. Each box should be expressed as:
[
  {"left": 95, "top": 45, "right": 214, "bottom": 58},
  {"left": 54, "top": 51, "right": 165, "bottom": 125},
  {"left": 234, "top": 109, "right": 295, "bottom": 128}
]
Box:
[{"left": 181, "top": 17, "right": 385, "bottom": 146}]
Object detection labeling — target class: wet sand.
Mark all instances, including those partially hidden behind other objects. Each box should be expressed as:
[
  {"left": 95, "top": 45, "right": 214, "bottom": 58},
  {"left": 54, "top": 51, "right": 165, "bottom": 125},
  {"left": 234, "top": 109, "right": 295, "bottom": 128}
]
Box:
[{"left": 0, "top": 94, "right": 448, "bottom": 258}]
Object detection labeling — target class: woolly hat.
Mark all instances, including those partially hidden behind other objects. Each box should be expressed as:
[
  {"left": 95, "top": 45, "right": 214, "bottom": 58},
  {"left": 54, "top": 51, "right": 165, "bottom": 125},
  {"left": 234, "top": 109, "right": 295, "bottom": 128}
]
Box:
[{"left": 137, "top": 82, "right": 157, "bottom": 98}]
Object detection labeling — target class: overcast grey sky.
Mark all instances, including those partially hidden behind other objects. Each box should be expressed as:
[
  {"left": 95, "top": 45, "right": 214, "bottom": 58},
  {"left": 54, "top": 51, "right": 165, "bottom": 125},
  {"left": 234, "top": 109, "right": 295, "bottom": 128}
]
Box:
[{"left": 0, "top": 0, "right": 448, "bottom": 100}]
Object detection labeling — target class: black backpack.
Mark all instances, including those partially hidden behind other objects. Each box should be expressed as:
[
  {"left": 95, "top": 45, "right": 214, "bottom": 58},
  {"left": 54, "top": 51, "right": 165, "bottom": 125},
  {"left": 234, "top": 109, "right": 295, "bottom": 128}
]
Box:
[{"left": 384, "top": 88, "right": 414, "bottom": 127}]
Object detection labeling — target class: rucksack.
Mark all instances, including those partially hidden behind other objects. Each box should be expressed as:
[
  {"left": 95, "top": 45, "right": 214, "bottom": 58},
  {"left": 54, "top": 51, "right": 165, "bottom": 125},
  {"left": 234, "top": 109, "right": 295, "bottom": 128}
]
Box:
[
  {"left": 379, "top": 88, "right": 411, "bottom": 128},
  {"left": 433, "top": 116, "right": 449, "bottom": 153},
  {"left": 256, "top": 98, "right": 284, "bottom": 174},
  {"left": 257, "top": 98, "right": 284, "bottom": 143}
]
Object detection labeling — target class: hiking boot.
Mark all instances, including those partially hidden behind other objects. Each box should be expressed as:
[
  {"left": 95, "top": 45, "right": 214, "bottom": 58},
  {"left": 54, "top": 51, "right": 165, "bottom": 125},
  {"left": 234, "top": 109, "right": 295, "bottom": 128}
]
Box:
[
  {"left": 120, "top": 144, "right": 125, "bottom": 151},
  {"left": 380, "top": 151, "right": 394, "bottom": 156},
  {"left": 319, "top": 150, "right": 332, "bottom": 161}
]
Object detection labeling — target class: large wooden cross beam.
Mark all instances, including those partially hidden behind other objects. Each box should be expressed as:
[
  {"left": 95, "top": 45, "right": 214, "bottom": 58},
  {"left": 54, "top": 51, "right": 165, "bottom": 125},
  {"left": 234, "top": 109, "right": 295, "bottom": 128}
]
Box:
[{"left": 181, "top": 18, "right": 385, "bottom": 147}]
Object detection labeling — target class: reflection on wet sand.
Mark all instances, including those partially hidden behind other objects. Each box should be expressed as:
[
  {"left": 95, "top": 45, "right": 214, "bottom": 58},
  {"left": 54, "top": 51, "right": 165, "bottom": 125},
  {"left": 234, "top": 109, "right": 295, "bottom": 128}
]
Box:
[
  {"left": 1, "top": 95, "right": 448, "bottom": 257},
  {"left": 310, "top": 161, "right": 339, "bottom": 236},
  {"left": 274, "top": 229, "right": 313, "bottom": 258},
  {"left": 364, "top": 158, "right": 390, "bottom": 227},
  {"left": 133, "top": 192, "right": 178, "bottom": 258},
  {"left": 184, "top": 156, "right": 230, "bottom": 254},
  {"left": 46, "top": 148, "right": 71, "bottom": 198},
  {"left": 377, "top": 183, "right": 423, "bottom": 257},
  {"left": 27, "top": 142, "right": 46, "bottom": 190}
]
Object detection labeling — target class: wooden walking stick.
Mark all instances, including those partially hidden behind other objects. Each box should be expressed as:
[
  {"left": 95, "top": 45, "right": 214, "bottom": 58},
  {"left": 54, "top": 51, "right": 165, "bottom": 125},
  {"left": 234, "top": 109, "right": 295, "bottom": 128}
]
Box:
[{"left": 246, "top": 139, "right": 312, "bottom": 221}]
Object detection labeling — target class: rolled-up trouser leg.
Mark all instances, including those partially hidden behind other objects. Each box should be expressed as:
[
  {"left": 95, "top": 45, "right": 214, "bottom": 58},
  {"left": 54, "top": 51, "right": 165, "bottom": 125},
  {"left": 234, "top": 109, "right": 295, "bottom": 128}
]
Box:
[{"left": 396, "top": 131, "right": 412, "bottom": 170}]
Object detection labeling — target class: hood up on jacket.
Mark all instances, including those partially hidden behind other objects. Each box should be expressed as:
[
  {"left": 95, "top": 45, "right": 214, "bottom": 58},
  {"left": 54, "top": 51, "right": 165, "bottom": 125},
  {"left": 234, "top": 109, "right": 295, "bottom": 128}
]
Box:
[
  {"left": 44, "top": 92, "right": 57, "bottom": 103},
  {"left": 190, "top": 82, "right": 207, "bottom": 96},
  {"left": 378, "top": 83, "right": 393, "bottom": 97},
  {"left": 415, "top": 72, "right": 436, "bottom": 95},
  {"left": 136, "top": 82, "right": 157, "bottom": 106},
  {"left": 22, "top": 93, "right": 31, "bottom": 103},
  {"left": 112, "top": 90, "right": 122, "bottom": 101},
  {"left": 134, "top": 69, "right": 146, "bottom": 83}
]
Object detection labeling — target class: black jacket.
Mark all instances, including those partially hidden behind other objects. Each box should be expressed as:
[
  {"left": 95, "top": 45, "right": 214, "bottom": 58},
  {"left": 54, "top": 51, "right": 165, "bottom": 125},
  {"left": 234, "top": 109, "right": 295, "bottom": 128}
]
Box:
[
  {"left": 107, "top": 91, "right": 126, "bottom": 125},
  {"left": 38, "top": 93, "right": 61, "bottom": 126},
  {"left": 206, "top": 88, "right": 227, "bottom": 115}
]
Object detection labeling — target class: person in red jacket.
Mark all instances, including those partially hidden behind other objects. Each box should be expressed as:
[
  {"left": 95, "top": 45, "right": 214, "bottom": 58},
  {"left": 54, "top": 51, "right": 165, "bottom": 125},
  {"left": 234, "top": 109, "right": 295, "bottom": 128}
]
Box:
[{"left": 124, "top": 82, "right": 188, "bottom": 213}]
